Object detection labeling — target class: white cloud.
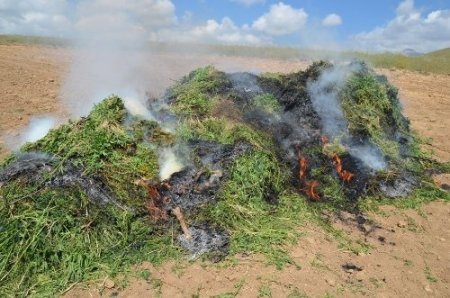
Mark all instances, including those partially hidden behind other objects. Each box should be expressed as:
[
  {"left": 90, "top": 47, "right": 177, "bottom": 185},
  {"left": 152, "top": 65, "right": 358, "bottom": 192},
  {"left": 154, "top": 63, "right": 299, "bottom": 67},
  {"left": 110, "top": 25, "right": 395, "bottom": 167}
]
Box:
[
  {"left": 396, "top": 0, "right": 415, "bottom": 16},
  {"left": 76, "top": 0, "right": 176, "bottom": 30},
  {"left": 322, "top": 13, "right": 342, "bottom": 27},
  {"left": 0, "top": 0, "right": 314, "bottom": 47},
  {"left": 154, "top": 17, "right": 267, "bottom": 45},
  {"left": 74, "top": 0, "right": 177, "bottom": 44},
  {"left": 230, "top": 0, "right": 265, "bottom": 6},
  {"left": 252, "top": 2, "right": 308, "bottom": 36},
  {"left": 353, "top": 0, "right": 450, "bottom": 52},
  {"left": 0, "top": 0, "right": 71, "bottom": 36},
  {"left": 0, "top": 0, "right": 266, "bottom": 45},
  {"left": 0, "top": 0, "right": 177, "bottom": 38}
]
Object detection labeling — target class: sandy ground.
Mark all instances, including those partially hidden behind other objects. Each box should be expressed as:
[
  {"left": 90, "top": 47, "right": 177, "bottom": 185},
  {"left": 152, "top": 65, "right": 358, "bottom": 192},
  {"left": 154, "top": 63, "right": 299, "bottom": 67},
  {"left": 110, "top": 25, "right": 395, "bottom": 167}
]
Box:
[
  {"left": 378, "top": 69, "right": 450, "bottom": 163},
  {"left": 0, "top": 44, "right": 449, "bottom": 297}
]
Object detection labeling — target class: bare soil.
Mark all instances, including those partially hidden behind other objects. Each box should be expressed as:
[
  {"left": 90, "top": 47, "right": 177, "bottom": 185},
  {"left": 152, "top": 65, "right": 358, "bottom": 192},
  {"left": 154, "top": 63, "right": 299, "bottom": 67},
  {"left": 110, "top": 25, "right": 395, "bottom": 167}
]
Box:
[
  {"left": 0, "top": 45, "right": 449, "bottom": 297},
  {"left": 378, "top": 68, "right": 450, "bottom": 163},
  {"left": 0, "top": 45, "right": 69, "bottom": 156}
]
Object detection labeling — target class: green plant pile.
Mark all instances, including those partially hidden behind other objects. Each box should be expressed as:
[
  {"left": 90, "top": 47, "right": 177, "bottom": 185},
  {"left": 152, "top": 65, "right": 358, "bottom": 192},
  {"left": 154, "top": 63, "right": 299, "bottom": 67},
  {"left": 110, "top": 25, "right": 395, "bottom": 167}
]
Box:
[
  {"left": 0, "top": 98, "right": 179, "bottom": 296},
  {"left": 0, "top": 64, "right": 448, "bottom": 296},
  {"left": 340, "top": 70, "right": 408, "bottom": 160}
]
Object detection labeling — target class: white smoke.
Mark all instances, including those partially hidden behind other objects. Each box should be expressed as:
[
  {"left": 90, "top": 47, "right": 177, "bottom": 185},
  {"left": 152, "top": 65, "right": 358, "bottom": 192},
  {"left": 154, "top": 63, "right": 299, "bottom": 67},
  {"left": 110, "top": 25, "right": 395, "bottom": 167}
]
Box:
[
  {"left": 21, "top": 117, "right": 56, "bottom": 143},
  {"left": 3, "top": 116, "right": 56, "bottom": 150},
  {"left": 307, "top": 64, "right": 353, "bottom": 137},
  {"left": 307, "top": 63, "right": 387, "bottom": 171},
  {"left": 57, "top": 1, "right": 187, "bottom": 181},
  {"left": 60, "top": 0, "right": 177, "bottom": 117},
  {"left": 348, "top": 144, "right": 386, "bottom": 171},
  {"left": 123, "top": 96, "right": 155, "bottom": 121},
  {"left": 158, "top": 147, "right": 185, "bottom": 180}
]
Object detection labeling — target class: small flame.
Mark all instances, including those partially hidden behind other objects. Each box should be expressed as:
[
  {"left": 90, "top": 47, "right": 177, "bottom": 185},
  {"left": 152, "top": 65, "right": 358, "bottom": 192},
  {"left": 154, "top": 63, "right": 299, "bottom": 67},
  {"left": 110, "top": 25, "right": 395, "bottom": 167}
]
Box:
[
  {"left": 299, "top": 157, "right": 307, "bottom": 182},
  {"left": 332, "top": 154, "right": 354, "bottom": 183},
  {"left": 295, "top": 144, "right": 321, "bottom": 201},
  {"left": 295, "top": 145, "right": 307, "bottom": 183},
  {"left": 134, "top": 178, "right": 168, "bottom": 221},
  {"left": 303, "top": 181, "right": 320, "bottom": 201}
]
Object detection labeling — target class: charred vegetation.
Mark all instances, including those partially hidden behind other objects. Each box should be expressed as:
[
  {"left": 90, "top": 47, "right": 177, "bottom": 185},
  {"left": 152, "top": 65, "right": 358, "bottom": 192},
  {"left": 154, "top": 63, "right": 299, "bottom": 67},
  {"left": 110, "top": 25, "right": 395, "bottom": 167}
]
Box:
[{"left": 0, "top": 62, "right": 448, "bottom": 296}]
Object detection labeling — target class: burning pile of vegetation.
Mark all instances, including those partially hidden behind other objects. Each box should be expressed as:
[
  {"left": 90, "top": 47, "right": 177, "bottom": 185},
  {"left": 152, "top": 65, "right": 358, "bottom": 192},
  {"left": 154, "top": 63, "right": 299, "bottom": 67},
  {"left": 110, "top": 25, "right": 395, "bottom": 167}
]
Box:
[{"left": 0, "top": 61, "right": 448, "bottom": 296}]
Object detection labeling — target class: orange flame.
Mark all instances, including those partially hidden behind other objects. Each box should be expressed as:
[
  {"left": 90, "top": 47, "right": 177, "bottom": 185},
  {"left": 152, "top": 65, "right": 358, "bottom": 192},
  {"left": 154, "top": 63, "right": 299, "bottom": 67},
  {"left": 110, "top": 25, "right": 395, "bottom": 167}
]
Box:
[
  {"left": 295, "top": 145, "right": 306, "bottom": 182},
  {"left": 299, "top": 157, "right": 307, "bottom": 182},
  {"left": 295, "top": 144, "right": 321, "bottom": 201},
  {"left": 304, "top": 181, "right": 320, "bottom": 201},
  {"left": 135, "top": 179, "right": 169, "bottom": 221},
  {"left": 332, "top": 154, "right": 354, "bottom": 183}
]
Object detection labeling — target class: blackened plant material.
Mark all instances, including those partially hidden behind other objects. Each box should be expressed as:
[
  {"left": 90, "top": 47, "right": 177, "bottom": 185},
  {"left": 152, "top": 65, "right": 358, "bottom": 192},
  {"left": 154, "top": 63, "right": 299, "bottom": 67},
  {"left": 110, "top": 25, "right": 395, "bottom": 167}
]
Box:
[
  {"left": 157, "top": 141, "right": 252, "bottom": 212},
  {"left": 45, "top": 164, "right": 122, "bottom": 208},
  {"left": 0, "top": 152, "right": 55, "bottom": 183},
  {"left": 0, "top": 152, "right": 124, "bottom": 209}
]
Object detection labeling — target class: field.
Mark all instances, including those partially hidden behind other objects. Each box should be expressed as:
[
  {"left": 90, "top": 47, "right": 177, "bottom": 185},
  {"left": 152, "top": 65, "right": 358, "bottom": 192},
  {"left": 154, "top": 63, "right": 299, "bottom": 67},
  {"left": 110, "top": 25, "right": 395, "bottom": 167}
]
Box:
[{"left": 0, "top": 37, "right": 449, "bottom": 297}]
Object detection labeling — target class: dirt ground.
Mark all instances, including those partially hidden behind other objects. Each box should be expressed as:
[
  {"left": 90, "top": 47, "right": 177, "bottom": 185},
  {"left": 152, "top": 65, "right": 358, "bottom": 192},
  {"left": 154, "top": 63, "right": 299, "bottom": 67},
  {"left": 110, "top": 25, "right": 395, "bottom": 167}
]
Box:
[{"left": 1, "top": 44, "right": 449, "bottom": 297}]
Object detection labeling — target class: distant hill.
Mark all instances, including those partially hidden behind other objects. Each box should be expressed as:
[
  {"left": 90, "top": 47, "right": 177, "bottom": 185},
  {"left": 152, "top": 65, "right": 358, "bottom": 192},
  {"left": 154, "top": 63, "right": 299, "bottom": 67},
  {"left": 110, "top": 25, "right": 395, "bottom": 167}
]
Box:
[
  {"left": 401, "top": 48, "right": 423, "bottom": 57},
  {"left": 0, "top": 34, "right": 69, "bottom": 47},
  {"left": 1, "top": 34, "right": 449, "bottom": 75},
  {"left": 425, "top": 48, "right": 450, "bottom": 58}
]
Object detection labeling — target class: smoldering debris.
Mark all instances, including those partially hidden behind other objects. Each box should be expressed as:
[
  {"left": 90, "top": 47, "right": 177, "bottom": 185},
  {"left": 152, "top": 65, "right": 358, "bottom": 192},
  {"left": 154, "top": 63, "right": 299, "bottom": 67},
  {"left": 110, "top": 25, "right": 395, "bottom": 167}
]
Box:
[
  {"left": 379, "top": 173, "right": 417, "bottom": 198},
  {"left": 0, "top": 152, "right": 55, "bottom": 184},
  {"left": 45, "top": 164, "right": 123, "bottom": 208},
  {"left": 223, "top": 61, "right": 415, "bottom": 202},
  {"left": 133, "top": 140, "right": 251, "bottom": 256},
  {"left": 0, "top": 61, "right": 434, "bottom": 261},
  {"left": 138, "top": 141, "right": 252, "bottom": 214},
  {"left": 177, "top": 224, "right": 230, "bottom": 259},
  {"left": 0, "top": 152, "right": 122, "bottom": 208}
]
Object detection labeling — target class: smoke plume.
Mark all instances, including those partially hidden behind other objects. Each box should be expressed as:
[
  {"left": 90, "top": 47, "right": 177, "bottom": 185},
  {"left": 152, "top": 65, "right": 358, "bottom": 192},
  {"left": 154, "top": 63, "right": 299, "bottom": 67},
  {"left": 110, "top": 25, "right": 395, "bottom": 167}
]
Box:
[
  {"left": 307, "top": 64, "right": 353, "bottom": 138},
  {"left": 158, "top": 147, "right": 185, "bottom": 180},
  {"left": 60, "top": 0, "right": 176, "bottom": 117},
  {"left": 21, "top": 117, "right": 56, "bottom": 144},
  {"left": 307, "top": 64, "right": 386, "bottom": 171},
  {"left": 56, "top": 1, "right": 189, "bottom": 180},
  {"left": 3, "top": 116, "right": 56, "bottom": 151}
]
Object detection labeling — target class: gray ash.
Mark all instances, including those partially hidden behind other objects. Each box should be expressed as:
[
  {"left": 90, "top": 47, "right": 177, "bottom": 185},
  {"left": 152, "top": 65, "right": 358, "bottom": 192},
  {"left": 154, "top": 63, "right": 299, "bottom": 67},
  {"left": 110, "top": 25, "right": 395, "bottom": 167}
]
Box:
[
  {"left": 379, "top": 173, "right": 417, "bottom": 198},
  {"left": 0, "top": 152, "right": 122, "bottom": 208},
  {"left": 227, "top": 72, "right": 263, "bottom": 102},
  {"left": 177, "top": 224, "right": 229, "bottom": 258},
  {"left": 45, "top": 164, "right": 122, "bottom": 208},
  {"left": 158, "top": 167, "right": 221, "bottom": 211},
  {"left": 0, "top": 152, "right": 55, "bottom": 184}
]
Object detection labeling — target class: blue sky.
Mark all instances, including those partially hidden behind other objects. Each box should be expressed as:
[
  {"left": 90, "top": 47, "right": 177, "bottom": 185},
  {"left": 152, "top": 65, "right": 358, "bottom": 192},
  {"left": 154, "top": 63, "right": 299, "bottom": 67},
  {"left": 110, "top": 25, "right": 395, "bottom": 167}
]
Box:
[
  {"left": 172, "top": 0, "right": 450, "bottom": 49},
  {"left": 174, "top": 0, "right": 449, "bottom": 30},
  {"left": 1, "top": 0, "right": 449, "bottom": 52},
  {"left": 174, "top": 0, "right": 396, "bottom": 34}
]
